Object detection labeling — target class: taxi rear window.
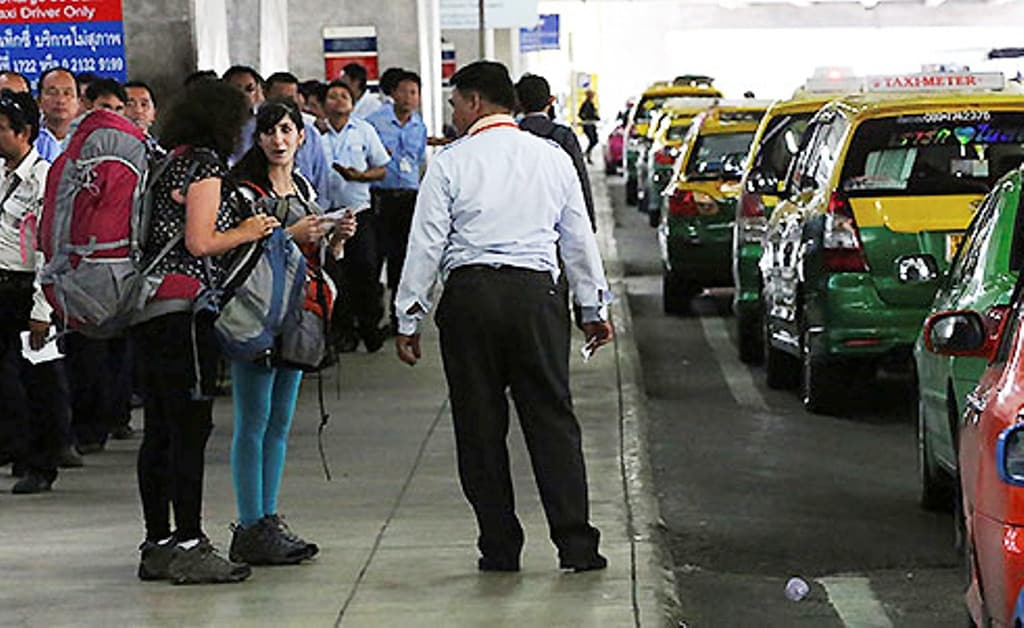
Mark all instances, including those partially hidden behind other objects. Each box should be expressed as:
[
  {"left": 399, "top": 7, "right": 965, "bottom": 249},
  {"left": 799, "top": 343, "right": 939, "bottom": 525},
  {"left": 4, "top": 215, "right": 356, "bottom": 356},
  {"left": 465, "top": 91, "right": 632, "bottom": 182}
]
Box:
[
  {"left": 840, "top": 112, "right": 1024, "bottom": 197},
  {"left": 753, "top": 112, "right": 814, "bottom": 182},
  {"left": 667, "top": 125, "right": 689, "bottom": 142},
  {"left": 634, "top": 97, "right": 668, "bottom": 123},
  {"left": 685, "top": 131, "right": 755, "bottom": 180}
]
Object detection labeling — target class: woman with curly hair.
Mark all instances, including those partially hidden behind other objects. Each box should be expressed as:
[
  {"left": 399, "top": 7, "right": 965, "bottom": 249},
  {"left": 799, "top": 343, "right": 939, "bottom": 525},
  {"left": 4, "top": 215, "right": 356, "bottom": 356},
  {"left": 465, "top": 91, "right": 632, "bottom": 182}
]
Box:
[{"left": 133, "top": 79, "right": 275, "bottom": 585}]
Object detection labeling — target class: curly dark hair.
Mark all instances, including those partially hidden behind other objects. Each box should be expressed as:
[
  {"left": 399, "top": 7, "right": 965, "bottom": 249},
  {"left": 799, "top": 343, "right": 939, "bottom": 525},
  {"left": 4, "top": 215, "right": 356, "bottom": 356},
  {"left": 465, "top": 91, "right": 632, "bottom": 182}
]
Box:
[
  {"left": 159, "top": 79, "right": 249, "bottom": 158},
  {"left": 0, "top": 89, "right": 40, "bottom": 143},
  {"left": 229, "top": 99, "right": 305, "bottom": 191}
]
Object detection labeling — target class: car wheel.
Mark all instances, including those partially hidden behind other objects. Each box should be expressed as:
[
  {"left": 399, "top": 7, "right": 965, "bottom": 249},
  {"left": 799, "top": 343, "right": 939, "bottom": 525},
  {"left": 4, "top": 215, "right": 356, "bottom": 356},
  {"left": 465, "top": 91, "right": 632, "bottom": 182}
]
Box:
[
  {"left": 917, "top": 393, "right": 954, "bottom": 511},
  {"left": 764, "top": 318, "right": 799, "bottom": 389},
  {"left": 737, "top": 307, "right": 764, "bottom": 365},
  {"left": 663, "top": 271, "right": 696, "bottom": 316},
  {"left": 800, "top": 340, "right": 839, "bottom": 415},
  {"left": 626, "top": 177, "right": 638, "bottom": 205}
]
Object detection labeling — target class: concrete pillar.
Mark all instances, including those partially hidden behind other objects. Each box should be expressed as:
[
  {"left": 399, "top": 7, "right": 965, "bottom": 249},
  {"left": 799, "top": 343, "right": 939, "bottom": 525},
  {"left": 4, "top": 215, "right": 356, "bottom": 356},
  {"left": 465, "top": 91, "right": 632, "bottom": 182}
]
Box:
[{"left": 122, "top": 0, "right": 196, "bottom": 103}]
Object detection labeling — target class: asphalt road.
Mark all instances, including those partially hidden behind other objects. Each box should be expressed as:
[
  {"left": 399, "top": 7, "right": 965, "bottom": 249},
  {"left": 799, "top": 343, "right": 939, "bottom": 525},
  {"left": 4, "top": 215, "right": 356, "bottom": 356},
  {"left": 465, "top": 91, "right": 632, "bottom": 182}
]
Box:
[{"left": 607, "top": 177, "right": 964, "bottom": 627}]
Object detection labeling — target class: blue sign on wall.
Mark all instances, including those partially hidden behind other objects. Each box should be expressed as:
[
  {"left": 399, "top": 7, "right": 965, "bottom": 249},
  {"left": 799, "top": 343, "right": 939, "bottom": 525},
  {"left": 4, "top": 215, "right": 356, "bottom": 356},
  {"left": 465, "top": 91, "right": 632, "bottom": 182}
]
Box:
[
  {"left": 519, "top": 14, "right": 559, "bottom": 53},
  {"left": 0, "top": 0, "right": 128, "bottom": 91}
]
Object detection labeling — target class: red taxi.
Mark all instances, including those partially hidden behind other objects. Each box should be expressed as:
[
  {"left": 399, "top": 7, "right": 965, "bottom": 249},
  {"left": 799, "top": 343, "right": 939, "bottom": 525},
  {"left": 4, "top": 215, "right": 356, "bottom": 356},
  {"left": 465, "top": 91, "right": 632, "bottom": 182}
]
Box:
[{"left": 925, "top": 277, "right": 1024, "bottom": 626}]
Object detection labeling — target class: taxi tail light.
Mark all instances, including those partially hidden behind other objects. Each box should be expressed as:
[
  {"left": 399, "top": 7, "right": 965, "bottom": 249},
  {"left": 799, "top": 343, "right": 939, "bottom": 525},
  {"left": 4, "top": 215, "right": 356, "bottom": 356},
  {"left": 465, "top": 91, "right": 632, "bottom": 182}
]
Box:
[
  {"left": 655, "top": 148, "right": 677, "bottom": 166},
  {"left": 822, "top": 191, "right": 869, "bottom": 273},
  {"left": 669, "top": 190, "right": 699, "bottom": 217},
  {"left": 737, "top": 190, "right": 767, "bottom": 244}
]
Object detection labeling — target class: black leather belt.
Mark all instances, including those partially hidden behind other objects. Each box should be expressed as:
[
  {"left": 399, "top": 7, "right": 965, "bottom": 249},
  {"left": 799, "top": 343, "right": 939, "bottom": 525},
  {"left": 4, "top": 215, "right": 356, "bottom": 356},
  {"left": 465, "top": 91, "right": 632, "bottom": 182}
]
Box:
[{"left": 452, "top": 264, "right": 550, "bottom": 279}]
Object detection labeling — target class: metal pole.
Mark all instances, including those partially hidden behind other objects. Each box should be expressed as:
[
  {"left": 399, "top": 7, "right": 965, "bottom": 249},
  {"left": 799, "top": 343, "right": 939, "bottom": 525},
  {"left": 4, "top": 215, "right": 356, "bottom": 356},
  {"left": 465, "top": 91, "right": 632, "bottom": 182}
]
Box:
[{"left": 478, "top": 0, "right": 486, "bottom": 59}]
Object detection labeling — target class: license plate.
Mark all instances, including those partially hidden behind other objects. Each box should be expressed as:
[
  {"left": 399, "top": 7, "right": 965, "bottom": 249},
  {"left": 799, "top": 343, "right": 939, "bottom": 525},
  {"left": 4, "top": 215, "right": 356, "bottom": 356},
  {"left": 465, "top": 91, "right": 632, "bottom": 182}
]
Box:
[{"left": 946, "top": 233, "right": 965, "bottom": 262}]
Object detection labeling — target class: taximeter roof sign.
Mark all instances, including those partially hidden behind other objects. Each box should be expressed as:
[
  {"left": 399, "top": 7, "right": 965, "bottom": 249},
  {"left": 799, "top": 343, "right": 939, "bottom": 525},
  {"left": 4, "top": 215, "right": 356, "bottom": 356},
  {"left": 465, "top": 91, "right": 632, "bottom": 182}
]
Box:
[{"left": 866, "top": 72, "right": 1006, "bottom": 92}]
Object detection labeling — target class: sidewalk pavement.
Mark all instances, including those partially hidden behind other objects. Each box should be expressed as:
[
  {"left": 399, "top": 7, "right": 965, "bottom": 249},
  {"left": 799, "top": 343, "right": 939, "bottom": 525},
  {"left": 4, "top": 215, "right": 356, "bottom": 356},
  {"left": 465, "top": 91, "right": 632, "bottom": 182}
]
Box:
[{"left": 0, "top": 170, "right": 677, "bottom": 627}]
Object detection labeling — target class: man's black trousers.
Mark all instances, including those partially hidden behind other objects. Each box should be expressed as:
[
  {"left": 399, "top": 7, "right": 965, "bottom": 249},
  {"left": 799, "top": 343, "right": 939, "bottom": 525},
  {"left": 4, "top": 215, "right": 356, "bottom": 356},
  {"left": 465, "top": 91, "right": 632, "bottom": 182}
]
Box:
[
  {"left": 435, "top": 265, "right": 600, "bottom": 564},
  {"left": 324, "top": 209, "right": 384, "bottom": 345}
]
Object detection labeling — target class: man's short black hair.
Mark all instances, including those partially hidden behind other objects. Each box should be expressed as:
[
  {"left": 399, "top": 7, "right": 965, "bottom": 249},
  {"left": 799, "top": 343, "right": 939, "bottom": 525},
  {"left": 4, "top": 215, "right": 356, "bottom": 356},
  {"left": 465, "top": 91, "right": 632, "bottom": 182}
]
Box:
[
  {"left": 265, "top": 71, "right": 300, "bottom": 89},
  {"left": 450, "top": 61, "right": 515, "bottom": 111},
  {"left": 341, "top": 63, "right": 368, "bottom": 91},
  {"left": 85, "top": 78, "right": 127, "bottom": 105},
  {"left": 223, "top": 65, "right": 263, "bottom": 86},
  {"left": 396, "top": 71, "right": 421, "bottom": 90},
  {"left": 0, "top": 89, "right": 40, "bottom": 142},
  {"left": 124, "top": 80, "right": 156, "bottom": 105},
  {"left": 184, "top": 69, "right": 219, "bottom": 87},
  {"left": 514, "top": 74, "right": 551, "bottom": 114},
  {"left": 299, "top": 79, "right": 326, "bottom": 103},
  {"left": 379, "top": 67, "right": 405, "bottom": 96},
  {"left": 37, "top": 67, "right": 78, "bottom": 92},
  {"left": 326, "top": 79, "right": 356, "bottom": 101}
]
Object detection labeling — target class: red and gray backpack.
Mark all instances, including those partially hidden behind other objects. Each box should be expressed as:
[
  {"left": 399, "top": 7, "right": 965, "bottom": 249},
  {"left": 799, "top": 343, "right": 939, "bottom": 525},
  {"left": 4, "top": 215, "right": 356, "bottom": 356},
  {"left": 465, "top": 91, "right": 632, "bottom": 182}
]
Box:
[{"left": 38, "top": 110, "right": 187, "bottom": 338}]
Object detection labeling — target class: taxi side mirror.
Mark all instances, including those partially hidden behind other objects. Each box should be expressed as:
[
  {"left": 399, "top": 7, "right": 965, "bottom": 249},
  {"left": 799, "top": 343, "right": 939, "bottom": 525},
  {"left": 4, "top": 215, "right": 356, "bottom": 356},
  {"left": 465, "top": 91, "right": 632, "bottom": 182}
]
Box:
[
  {"left": 924, "top": 305, "right": 1011, "bottom": 360},
  {"left": 924, "top": 311, "right": 988, "bottom": 357}
]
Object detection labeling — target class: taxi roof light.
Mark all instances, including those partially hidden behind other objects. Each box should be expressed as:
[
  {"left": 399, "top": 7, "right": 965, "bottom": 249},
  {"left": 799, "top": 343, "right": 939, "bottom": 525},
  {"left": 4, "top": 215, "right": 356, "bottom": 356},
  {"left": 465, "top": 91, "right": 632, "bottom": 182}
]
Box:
[{"left": 864, "top": 71, "right": 1006, "bottom": 93}]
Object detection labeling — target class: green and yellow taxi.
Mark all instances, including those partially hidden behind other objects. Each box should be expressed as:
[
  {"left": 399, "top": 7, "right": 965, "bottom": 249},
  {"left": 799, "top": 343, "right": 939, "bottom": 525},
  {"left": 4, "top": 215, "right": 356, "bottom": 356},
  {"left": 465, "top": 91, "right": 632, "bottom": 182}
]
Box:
[
  {"left": 733, "top": 78, "right": 863, "bottom": 363},
  {"left": 625, "top": 76, "right": 722, "bottom": 205},
  {"left": 657, "top": 101, "right": 768, "bottom": 313},
  {"left": 913, "top": 168, "right": 1023, "bottom": 509},
  {"left": 760, "top": 71, "right": 1024, "bottom": 414},
  {"left": 638, "top": 97, "right": 729, "bottom": 222}
]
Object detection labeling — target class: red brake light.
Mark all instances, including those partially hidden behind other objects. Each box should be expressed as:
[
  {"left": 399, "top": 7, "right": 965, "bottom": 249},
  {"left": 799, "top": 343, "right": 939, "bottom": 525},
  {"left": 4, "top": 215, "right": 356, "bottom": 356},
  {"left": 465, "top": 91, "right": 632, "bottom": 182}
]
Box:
[
  {"left": 739, "top": 190, "right": 764, "bottom": 218},
  {"left": 669, "top": 190, "right": 698, "bottom": 217},
  {"left": 655, "top": 148, "right": 676, "bottom": 166},
  {"left": 822, "top": 191, "right": 868, "bottom": 273}
]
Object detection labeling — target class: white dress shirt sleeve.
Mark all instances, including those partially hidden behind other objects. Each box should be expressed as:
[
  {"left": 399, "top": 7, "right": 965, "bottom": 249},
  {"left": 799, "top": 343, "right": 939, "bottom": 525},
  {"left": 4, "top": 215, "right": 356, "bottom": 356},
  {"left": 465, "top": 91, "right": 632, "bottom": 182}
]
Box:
[
  {"left": 555, "top": 164, "right": 609, "bottom": 321},
  {"left": 394, "top": 158, "right": 452, "bottom": 335}
]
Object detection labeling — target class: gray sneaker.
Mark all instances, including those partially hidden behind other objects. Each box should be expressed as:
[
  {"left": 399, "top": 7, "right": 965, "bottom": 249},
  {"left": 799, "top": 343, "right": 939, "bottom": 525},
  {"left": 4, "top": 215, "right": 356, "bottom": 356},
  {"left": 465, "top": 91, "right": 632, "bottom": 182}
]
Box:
[
  {"left": 138, "top": 540, "right": 177, "bottom": 581},
  {"left": 167, "top": 538, "right": 251, "bottom": 585},
  {"left": 264, "top": 514, "right": 319, "bottom": 559},
  {"left": 229, "top": 518, "right": 311, "bottom": 566}
]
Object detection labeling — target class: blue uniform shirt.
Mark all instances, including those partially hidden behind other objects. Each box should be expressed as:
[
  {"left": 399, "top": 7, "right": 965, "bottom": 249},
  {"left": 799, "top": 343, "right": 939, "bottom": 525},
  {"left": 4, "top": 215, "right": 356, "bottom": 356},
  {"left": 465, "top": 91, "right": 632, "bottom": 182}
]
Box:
[
  {"left": 365, "top": 105, "right": 427, "bottom": 190},
  {"left": 321, "top": 117, "right": 390, "bottom": 209},
  {"left": 34, "top": 126, "right": 63, "bottom": 162}
]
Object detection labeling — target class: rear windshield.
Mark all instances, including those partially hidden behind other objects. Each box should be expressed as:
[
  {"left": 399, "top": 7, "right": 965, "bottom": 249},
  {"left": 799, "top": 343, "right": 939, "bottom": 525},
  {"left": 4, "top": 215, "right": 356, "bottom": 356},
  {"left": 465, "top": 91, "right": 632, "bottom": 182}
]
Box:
[
  {"left": 634, "top": 97, "right": 668, "bottom": 123},
  {"left": 840, "top": 111, "right": 1024, "bottom": 197},
  {"left": 685, "top": 131, "right": 755, "bottom": 179},
  {"left": 667, "top": 125, "right": 689, "bottom": 142},
  {"left": 753, "top": 112, "right": 814, "bottom": 182}
]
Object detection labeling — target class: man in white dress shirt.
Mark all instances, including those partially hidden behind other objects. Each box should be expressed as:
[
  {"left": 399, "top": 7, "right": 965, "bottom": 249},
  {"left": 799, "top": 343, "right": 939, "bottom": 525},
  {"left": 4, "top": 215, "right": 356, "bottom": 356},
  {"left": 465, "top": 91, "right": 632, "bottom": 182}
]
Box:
[{"left": 393, "top": 61, "right": 613, "bottom": 573}]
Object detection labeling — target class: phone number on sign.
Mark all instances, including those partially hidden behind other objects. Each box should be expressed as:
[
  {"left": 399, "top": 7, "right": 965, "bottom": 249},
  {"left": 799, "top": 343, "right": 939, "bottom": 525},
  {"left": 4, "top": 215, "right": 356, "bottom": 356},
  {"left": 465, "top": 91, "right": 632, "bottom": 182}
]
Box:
[{"left": 4, "top": 55, "right": 123, "bottom": 74}]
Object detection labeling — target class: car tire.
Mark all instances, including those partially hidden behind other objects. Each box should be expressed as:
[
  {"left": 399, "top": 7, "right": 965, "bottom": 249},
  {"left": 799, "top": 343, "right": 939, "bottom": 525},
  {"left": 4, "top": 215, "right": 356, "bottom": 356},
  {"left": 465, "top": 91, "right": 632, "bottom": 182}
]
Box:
[
  {"left": 800, "top": 341, "right": 839, "bottom": 415},
  {"left": 917, "top": 393, "right": 954, "bottom": 511},
  {"left": 663, "top": 271, "right": 696, "bottom": 316},
  {"left": 737, "top": 307, "right": 764, "bottom": 365},
  {"left": 626, "top": 177, "right": 638, "bottom": 205},
  {"left": 764, "top": 319, "right": 799, "bottom": 389}
]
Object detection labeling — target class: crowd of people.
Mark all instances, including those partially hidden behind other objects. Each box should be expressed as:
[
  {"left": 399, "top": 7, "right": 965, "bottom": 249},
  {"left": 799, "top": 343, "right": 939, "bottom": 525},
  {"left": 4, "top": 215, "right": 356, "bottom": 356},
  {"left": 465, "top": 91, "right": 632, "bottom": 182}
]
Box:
[{"left": 0, "top": 58, "right": 610, "bottom": 586}]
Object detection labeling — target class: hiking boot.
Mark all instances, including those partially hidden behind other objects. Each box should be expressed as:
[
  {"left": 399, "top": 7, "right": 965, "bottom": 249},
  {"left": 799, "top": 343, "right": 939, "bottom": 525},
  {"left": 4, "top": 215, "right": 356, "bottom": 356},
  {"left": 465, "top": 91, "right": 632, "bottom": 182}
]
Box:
[
  {"left": 138, "top": 539, "right": 177, "bottom": 581},
  {"left": 111, "top": 425, "right": 135, "bottom": 440},
  {"left": 167, "top": 538, "right": 251, "bottom": 585},
  {"left": 264, "top": 514, "right": 319, "bottom": 559},
  {"left": 229, "top": 518, "right": 311, "bottom": 566}
]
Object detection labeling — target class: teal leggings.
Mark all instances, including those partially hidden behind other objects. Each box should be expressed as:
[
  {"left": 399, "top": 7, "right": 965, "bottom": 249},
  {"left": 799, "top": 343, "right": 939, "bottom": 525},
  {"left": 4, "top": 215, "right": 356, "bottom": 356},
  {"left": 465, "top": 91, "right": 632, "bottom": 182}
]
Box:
[{"left": 231, "top": 360, "right": 303, "bottom": 527}]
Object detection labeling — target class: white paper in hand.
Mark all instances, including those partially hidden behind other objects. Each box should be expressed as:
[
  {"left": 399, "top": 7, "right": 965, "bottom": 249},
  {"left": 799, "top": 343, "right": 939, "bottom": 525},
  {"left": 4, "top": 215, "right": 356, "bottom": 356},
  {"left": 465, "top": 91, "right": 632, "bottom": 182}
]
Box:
[{"left": 21, "top": 326, "right": 63, "bottom": 365}]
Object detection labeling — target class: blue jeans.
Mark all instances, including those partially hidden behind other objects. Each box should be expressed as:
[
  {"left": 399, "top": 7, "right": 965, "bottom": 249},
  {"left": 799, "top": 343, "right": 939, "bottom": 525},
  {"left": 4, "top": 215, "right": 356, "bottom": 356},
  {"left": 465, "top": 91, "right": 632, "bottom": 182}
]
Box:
[{"left": 230, "top": 360, "right": 303, "bottom": 527}]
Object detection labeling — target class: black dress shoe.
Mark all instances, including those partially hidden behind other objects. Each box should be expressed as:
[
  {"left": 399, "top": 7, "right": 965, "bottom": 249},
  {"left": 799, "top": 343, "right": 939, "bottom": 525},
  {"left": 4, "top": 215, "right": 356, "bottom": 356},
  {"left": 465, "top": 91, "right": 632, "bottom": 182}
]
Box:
[
  {"left": 335, "top": 333, "right": 359, "bottom": 354},
  {"left": 478, "top": 556, "right": 520, "bottom": 572},
  {"left": 361, "top": 327, "right": 385, "bottom": 354},
  {"left": 111, "top": 425, "right": 135, "bottom": 440},
  {"left": 12, "top": 471, "right": 55, "bottom": 494},
  {"left": 77, "top": 442, "right": 105, "bottom": 455},
  {"left": 559, "top": 553, "right": 608, "bottom": 573},
  {"left": 57, "top": 446, "right": 84, "bottom": 468}
]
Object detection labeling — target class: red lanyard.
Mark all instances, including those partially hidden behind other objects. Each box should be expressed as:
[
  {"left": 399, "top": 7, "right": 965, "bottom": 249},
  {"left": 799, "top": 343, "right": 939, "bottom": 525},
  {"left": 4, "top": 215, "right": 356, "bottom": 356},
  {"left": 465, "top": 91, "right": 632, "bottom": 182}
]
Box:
[{"left": 470, "top": 121, "right": 519, "bottom": 136}]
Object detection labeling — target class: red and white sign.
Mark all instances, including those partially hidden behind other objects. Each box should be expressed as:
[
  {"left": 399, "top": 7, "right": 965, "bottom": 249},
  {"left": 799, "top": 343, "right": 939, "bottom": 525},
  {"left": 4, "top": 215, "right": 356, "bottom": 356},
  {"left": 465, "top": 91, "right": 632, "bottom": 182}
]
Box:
[
  {"left": 866, "top": 72, "right": 1006, "bottom": 93},
  {"left": 323, "top": 26, "right": 378, "bottom": 84}
]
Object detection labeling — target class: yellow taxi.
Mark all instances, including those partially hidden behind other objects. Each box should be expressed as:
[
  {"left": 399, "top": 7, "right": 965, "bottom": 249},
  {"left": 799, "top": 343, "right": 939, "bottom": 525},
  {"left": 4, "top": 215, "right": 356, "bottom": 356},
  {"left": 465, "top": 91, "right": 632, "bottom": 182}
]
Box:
[
  {"left": 733, "top": 74, "right": 864, "bottom": 362},
  {"left": 759, "top": 71, "right": 1024, "bottom": 413},
  {"left": 657, "top": 101, "right": 769, "bottom": 313},
  {"left": 639, "top": 96, "right": 735, "bottom": 221},
  {"left": 625, "top": 76, "right": 723, "bottom": 205}
]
